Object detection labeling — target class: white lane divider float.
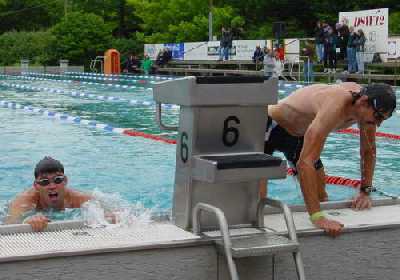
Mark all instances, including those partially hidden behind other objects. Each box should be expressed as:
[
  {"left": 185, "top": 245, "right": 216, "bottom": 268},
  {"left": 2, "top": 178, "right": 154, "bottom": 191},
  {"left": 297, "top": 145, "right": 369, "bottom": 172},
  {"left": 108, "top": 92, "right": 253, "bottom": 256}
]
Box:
[{"left": 0, "top": 82, "right": 175, "bottom": 108}]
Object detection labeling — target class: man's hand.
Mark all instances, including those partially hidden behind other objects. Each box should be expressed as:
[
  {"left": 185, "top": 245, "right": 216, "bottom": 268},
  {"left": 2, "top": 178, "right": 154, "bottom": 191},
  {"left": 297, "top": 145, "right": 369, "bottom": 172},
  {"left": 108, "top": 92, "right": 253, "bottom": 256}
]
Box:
[
  {"left": 24, "top": 214, "right": 50, "bottom": 232},
  {"left": 313, "top": 218, "right": 344, "bottom": 237},
  {"left": 351, "top": 192, "right": 372, "bottom": 210}
]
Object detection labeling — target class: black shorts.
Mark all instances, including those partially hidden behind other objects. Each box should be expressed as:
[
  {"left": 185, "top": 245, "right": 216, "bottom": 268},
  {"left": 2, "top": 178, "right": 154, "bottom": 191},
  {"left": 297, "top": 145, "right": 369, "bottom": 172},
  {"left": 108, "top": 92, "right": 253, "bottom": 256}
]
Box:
[{"left": 264, "top": 117, "right": 323, "bottom": 169}]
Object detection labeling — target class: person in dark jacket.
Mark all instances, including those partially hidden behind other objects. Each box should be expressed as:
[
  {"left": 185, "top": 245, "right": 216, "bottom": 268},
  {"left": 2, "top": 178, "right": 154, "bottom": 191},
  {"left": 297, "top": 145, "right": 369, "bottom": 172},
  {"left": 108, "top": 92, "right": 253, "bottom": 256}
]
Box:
[
  {"left": 252, "top": 44, "right": 264, "bottom": 65},
  {"left": 314, "top": 21, "right": 325, "bottom": 63},
  {"left": 355, "top": 29, "right": 366, "bottom": 74},
  {"left": 218, "top": 27, "right": 233, "bottom": 61},
  {"left": 124, "top": 54, "right": 140, "bottom": 73},
  {"left": 347, "top": 27, "right": 358, "bottom": 73}
]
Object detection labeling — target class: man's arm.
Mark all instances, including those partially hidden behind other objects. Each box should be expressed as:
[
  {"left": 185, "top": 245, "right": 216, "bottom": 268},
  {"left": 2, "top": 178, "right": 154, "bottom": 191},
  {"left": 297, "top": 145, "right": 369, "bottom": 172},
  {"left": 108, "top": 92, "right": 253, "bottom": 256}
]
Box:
[
  {"left": 296, "top": 101, "right": 346, "bottom": 237},
  {"left": 5, "top": 190, "right": 36, "bottom": 224},
  {"left": 352, "top": 123, "right": 375, "bottom": 209}
]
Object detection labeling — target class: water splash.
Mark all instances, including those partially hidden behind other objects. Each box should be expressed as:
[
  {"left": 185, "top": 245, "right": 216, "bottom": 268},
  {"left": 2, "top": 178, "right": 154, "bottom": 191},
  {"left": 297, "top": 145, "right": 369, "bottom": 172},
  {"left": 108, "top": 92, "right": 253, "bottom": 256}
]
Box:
[{"left": 82, "top": 188, "right": 156, "bottom": 228}]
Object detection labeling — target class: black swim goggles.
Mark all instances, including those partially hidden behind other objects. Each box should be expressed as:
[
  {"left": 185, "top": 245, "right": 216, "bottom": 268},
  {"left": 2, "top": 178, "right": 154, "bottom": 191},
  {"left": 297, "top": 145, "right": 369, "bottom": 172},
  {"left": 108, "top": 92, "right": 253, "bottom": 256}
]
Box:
[
  {"left": 35, "top": 175, "right": 65, "bottom": 187},
  {"left": 369, "top": 98, "right": 391, "bottom": 123}
]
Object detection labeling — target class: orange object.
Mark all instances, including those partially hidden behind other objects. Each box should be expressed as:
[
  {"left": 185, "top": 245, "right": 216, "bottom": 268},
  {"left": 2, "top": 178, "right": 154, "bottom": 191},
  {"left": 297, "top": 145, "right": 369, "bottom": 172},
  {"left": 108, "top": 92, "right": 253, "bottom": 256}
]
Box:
[{"left": 104, "top": 49, "right": 121, "bottom": 74}]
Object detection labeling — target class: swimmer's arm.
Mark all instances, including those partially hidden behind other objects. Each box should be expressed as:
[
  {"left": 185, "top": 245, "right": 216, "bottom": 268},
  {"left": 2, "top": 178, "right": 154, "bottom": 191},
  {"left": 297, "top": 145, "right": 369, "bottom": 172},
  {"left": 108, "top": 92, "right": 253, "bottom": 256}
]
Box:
[
  {"left": 296, "top": 104, "right": 343, "bottom": 215},
  {"left": 358, "top": 123, "right": 376, "bottom": 188},
  {"left": 5, "top": 192, "right": 36, "bottom": 224}
]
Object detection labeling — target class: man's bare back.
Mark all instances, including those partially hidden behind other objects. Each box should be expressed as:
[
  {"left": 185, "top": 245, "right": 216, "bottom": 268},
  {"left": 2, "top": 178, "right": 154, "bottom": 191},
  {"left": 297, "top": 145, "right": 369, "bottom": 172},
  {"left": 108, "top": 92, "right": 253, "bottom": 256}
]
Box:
[{"left": 269, "top": 82, "right": 362, "bottom": 136}]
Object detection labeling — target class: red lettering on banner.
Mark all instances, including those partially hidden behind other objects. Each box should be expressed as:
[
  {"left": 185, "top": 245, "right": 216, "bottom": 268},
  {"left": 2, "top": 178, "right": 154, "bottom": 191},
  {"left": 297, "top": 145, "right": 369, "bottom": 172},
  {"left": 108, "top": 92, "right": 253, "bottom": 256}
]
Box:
[{"left": 353, "top": 15, "right": 385, "bottom": 27}]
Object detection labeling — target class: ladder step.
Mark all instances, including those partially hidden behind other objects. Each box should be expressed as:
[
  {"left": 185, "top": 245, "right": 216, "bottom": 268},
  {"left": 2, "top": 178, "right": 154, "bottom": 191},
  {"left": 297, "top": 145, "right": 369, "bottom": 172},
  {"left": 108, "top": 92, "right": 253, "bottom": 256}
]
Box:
[{"left": 215, "top": 233, "right": 299, "bottom": 258}]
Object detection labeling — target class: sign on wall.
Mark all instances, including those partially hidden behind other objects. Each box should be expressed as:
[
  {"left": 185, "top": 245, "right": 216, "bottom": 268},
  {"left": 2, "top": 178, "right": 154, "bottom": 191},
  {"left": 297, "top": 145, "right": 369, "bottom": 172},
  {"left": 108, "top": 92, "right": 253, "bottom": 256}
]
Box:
[
  {"left": 387, "top": 37, "right": 400, "bottom": 59},
  {"left": 339, "top": 8, "right": 389, "bottom": 62}
]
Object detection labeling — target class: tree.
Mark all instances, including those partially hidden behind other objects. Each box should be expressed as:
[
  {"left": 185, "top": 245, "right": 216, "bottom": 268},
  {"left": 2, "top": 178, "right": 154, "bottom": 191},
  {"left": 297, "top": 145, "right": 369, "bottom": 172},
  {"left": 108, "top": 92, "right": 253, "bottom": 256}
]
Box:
[{"left": 50, "top": 12, "right": 113, "bottom": 65}]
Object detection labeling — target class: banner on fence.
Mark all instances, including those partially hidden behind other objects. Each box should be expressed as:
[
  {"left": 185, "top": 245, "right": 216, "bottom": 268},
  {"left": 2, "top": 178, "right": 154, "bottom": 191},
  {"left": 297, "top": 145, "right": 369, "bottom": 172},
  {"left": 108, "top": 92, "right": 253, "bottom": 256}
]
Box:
[{"left": 339, "top": 8, "right": 389, "bottom": 62}]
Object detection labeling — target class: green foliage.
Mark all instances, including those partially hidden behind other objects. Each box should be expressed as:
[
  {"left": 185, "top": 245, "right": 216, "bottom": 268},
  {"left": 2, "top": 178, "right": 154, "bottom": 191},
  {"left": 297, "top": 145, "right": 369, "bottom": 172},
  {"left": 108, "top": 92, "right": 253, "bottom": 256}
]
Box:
[
  {"left": 111, "top": 36, "right": 143, "bottom": 58},
  {"left": 50, "top": 12, "right": 113, "bottom": 65},
  {"left": 389, "top": 11, "right": 400, "bottom": 35},
  {"left": 0, "top": 31, "right": 54, "bottom": 65},
  {"left": 0, "top": 0, "right": 399, "bottom": 65}
]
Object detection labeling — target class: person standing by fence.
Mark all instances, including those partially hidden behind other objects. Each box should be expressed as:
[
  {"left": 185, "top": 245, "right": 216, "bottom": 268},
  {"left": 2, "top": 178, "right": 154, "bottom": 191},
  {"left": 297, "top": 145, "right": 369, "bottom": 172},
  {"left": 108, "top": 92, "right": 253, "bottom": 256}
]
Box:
[
  {"left": 302, "top": 41, "right": 315, "bottom": 83},
  {"left": 347, "top": 27, "right": 358, "bottom": 73},
  {"left": 314, "top": 21, "right": 325, "bottom": 63},
  {"left": 355, "top": 29, "right": 366, "bottom": 74}
]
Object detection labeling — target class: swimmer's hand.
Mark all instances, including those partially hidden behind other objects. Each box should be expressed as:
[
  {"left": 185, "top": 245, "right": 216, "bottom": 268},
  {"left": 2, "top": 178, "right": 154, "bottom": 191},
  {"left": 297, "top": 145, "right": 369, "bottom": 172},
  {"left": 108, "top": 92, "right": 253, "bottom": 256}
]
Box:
[
  {"left": 351, "top": 192, "right": 372, "bottom": 210},
  {"left": 313, "top": 218, "right": 344, "bottom": 237},
  {"left": 24, "top": 214, "right": 50, "bottom": 232}
]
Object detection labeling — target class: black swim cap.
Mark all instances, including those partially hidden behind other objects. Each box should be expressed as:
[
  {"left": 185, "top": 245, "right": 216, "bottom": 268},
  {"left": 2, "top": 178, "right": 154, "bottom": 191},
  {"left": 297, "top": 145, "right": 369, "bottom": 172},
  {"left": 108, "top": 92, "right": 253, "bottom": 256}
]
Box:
[
  {"left": 34, "top": 157, "right": 64, "bottom": 178},
  {"left": 361, "top": 83, "right": 396, "bottom": 116}
]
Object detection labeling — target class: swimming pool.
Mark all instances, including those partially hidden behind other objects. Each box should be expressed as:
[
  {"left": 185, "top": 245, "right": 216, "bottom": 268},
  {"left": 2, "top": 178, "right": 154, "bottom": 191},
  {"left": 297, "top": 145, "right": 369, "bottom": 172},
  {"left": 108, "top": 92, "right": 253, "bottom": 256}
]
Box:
[{"left": 0, "top": 73, "right": 399, "bottom": 224}]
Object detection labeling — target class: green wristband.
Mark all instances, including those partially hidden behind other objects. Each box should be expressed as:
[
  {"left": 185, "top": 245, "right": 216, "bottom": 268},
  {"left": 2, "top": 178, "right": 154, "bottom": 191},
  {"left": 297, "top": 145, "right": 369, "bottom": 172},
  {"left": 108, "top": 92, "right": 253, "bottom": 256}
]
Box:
[{"left": 310, "top": 211, "right": 325, "bottom": 223}]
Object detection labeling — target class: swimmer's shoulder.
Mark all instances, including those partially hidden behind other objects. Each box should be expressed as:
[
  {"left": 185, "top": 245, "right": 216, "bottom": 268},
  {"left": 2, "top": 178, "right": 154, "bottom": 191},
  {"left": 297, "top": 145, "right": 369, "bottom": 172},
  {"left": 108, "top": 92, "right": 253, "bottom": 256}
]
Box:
[{"left": 65, "top": 188, "right": 92, "bottom": 208}]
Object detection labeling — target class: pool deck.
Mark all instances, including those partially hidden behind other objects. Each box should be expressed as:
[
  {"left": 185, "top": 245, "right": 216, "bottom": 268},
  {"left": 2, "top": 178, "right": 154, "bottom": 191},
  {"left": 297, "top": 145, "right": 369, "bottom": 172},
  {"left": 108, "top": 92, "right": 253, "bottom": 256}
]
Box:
[{"left": 1, "top": 198, "right": 400, "bottom": 280}]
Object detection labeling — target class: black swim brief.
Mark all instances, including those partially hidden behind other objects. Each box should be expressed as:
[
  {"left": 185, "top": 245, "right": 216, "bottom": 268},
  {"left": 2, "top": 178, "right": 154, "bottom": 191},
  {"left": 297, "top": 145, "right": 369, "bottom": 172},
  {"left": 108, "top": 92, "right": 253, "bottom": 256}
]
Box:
[{"left": 264, "top": 117, "right": 323, "bottom": 170}]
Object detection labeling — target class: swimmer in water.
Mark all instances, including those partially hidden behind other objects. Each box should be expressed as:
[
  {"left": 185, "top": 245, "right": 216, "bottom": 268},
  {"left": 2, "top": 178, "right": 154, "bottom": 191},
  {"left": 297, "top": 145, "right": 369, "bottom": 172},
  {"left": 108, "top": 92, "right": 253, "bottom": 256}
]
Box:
[
  {"left": 5, "top": 157, "right": 92, "bottom": 231},
  {"left": 262, "top": 82, "right": 396, "bottom": 237}
]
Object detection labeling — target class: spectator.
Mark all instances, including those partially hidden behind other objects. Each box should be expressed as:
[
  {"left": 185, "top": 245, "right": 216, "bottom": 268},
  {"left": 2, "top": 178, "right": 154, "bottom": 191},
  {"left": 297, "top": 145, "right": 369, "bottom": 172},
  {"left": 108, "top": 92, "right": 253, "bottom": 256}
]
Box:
[
  {"left": 163, "top": 48, "right": 173, "bottom": 64},
  {"left": 314, "top": 21, "right": 325, "bottom": 63},
  {"left": 336, "top": 21, "right": 350, "bottom": 61},
  {"left": 141, "top": 54, "right": 153, "bottom": 75},
  {"left": 155, "top": 49, "right": 165, "bottom": 66},
  {"left": 355, "top": 29, "right": 366, "bottom": 74},
  {"left": 302, "top": 41, "right": 315, "bottom": 83},
  {"left": 123, "top": 54, "right": 140, "bottom": 73},
  {"left": 323, "top": 25, "right": 337, "bottom": 73},
  {"left": 276, "top": 44, "right": 285, "bottom": 61},
  {"left": 264, "top": 48, "right": 281, "bottom": 80},
  {"left": 252, "top": 44, "right": 264, "bottom": 70},
  {"left": 218, "top": 27, "right": 232, "bottom": 61},
  {"left": 347, "top": 27, "right": 358, "bottom": 73}
]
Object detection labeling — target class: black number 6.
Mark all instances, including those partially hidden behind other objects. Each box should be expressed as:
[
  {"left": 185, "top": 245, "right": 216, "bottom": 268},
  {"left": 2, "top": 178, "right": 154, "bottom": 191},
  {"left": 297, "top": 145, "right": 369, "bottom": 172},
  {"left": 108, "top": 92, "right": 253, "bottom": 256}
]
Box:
[
  {"left": 180, "top": 132, "right": 189, "bottom": 163},
  {"left": 222, "top": 116, "right": 240, "bottom": 147}
]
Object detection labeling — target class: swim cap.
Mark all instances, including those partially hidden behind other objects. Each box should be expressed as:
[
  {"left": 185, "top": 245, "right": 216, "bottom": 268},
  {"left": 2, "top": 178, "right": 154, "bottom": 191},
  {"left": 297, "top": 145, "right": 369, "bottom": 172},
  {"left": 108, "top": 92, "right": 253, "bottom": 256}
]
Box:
[
  {"left": 361, "top": 83, "right": 396, "bottom": 116},
  {"left": 34, "top": 157, "right": 64, "bottom": 178}
]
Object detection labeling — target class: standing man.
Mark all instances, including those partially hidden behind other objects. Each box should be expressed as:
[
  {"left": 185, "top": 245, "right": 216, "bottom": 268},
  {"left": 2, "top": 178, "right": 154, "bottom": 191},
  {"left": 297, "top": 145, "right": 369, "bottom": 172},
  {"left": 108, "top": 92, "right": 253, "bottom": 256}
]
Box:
[{"left": 263, "top": 83, "right": 396, "bottom": 237}]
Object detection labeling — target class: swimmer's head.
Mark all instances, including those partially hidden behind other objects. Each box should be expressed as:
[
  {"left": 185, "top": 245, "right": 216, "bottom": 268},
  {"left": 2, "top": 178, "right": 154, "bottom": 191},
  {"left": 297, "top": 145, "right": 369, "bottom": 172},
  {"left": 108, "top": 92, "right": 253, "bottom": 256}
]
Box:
[
  {"left": 361, "top": 83, "right": 396, "bottom": 119},
  {"left": 34, "top": 157, "right": 64, "bottom": 178}
]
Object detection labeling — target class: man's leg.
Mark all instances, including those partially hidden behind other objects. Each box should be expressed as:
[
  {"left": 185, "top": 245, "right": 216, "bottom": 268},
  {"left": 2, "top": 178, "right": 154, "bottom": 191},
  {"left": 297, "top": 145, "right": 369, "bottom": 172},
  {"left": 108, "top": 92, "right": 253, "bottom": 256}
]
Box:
[{"left": 259, "top": 179, "right": 267, "bottom": 198}]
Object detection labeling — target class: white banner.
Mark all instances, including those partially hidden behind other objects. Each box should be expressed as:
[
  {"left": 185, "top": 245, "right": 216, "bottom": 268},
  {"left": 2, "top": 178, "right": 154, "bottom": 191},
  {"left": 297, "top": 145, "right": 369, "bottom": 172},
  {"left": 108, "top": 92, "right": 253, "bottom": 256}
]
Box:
[
  {"left": 339, "top": 8, "right": 389, "bottom": 62},
  {"left": 387, "top": 37, "right": 400, "bottom": 59},
  {"left": 284, "top": 39, "right": 300, "bottom": 63}
]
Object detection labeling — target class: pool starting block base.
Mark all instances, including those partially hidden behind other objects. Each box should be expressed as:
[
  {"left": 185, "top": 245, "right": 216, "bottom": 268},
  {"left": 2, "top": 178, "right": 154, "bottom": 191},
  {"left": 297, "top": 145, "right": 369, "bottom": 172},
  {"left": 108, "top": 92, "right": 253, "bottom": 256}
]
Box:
[{"left": 154, "top": 76, "right": 305, "bottom": 280}]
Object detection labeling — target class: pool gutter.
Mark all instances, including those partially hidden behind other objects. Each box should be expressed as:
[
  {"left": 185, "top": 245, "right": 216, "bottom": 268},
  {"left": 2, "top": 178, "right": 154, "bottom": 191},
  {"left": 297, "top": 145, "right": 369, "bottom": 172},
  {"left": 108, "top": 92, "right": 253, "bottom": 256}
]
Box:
[{"left": 1, "top": 199, "right": 400, "bottom": 280}]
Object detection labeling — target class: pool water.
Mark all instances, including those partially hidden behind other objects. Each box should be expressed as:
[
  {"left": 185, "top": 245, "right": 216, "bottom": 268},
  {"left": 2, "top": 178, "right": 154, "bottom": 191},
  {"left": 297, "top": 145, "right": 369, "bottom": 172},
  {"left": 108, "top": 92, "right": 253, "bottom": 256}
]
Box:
[{"left": 0, "top": 73, "right": 399, "bottom": 223}]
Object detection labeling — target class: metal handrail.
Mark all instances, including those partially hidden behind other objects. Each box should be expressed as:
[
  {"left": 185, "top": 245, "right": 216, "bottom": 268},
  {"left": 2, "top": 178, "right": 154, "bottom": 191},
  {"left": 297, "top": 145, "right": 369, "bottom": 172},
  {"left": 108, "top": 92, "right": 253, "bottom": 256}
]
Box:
[
  {"left": 256, "top": 197, "right": 298, "bottom": 242},
  {"left": 156, "top": 103, "right": 178, "bottom": 131},
  {"left": 256, "top": 198, "right": 306, "bottom": 280},
  {"left": 192, "top": 203, "right": 239, "bottom": 280}
]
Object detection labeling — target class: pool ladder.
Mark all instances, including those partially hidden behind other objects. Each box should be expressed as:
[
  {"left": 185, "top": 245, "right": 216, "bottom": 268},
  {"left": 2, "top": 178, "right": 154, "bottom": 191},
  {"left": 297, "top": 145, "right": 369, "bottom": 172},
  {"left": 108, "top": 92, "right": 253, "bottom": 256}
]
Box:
[{"left": 193, "top": 198, "right": 306, "bottom": 280}]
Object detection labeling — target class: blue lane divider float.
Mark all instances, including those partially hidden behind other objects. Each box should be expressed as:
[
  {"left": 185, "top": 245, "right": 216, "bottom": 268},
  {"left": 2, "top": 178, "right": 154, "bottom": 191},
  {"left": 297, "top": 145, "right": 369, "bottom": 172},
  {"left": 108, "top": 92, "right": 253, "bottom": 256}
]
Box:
[
  {"left": 23, "top": 71, "right": 174, "bottom": 84},
  {"left": 0, "top": 99, "right": 129, "bottom": 134},
  {"left": 22, "top": 72, "right": 159, "bottom": 85},
  {"left": 2, "top": 74, "right": 151, "bottom": 91},
  {"left": 64, "top": 71, "right": 174, "bottom": 81},
  {"left": 0, "top": 81, "right": 179, "bottom": 109}
]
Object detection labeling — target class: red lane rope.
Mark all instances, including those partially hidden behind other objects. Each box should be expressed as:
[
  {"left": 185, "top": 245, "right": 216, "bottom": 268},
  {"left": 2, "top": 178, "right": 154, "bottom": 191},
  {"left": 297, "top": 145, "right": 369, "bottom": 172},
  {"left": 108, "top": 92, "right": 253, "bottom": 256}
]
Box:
[
  {"left": 337, "top": 128, "right": 400, "bottom": 140},
  {"left": 123, "top": 129, "right": 176, "bottom": 144},
  {"left": 287, "top": 168, "right": 360, "bottom": 188},
  {"left": 121, "top": 129, "right": 380, "bottom": 189}
]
